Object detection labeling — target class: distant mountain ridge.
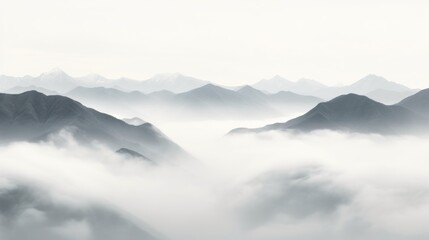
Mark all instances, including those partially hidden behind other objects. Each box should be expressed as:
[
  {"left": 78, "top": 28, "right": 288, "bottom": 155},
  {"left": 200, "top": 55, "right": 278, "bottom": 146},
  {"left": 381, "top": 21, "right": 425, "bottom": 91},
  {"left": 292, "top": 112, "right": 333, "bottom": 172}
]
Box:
[
  {"left": 253, "top": 75, "right": 328, "bottom": 95},
  {"left": 1, "top": 69, "right": 416, "bottom": 100},
  {"left": 252, "top": 74, "right": 416, "bottom": 104},
  {"left": 0, "top": 69, "right": 209, "bottom": 94},
  {"left": 63, "top": 84, "right": 323, "bottom": 120},
  {"left": 0, "top": 91, "right": 186, "bottom": 161},
  {"left": 139, "top": 73, "right": 209, "bottom": 93}
]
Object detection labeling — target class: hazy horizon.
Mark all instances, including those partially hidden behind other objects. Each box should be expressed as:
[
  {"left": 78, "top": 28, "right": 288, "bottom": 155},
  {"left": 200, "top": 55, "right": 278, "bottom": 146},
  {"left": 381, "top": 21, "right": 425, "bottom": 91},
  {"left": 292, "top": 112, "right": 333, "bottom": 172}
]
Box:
[
  {"left": 0, "top": 68, "right": 421, "bottom": 89},
  {"left": 1, "top": 0, "right": 429, "bottom": 88},
  {"left": 1, "top": 1, "right": 429, "bottom": 239}
]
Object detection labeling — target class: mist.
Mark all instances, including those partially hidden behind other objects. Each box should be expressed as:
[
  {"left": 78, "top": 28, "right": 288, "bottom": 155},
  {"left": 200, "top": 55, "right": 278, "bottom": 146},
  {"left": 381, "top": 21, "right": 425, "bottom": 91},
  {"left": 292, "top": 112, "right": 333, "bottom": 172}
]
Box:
[{"left": 1, "top": 116, "right": 429, "bottom": 240}]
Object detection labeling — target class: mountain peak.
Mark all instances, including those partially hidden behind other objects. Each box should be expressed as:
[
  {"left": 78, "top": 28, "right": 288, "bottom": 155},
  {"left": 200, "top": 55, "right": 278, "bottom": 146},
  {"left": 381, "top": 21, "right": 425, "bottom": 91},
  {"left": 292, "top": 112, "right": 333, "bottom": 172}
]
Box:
[
  {"left": 269, "top": 75, "right": 290, "bottom": 82},
  {"left": 237, "top": 85, "right": 265, "bottom": 95},
  {"left": 230, "top": 92, "right": 427, "bottom": 135},
  {"left": 253, "top": 75, "right": 325, "bottom": 94},
  {"left": 19, "top": 90, "right": 47, "bottom": 97},
  {"left": 331, "top": 93, "right": 374, "bottom": 102},
  {"left": 0, "top": 91, "right": 186, "bottom": 161},
  {"left": 348, "top": 74, "right": 410, "bottom": 94},
  {"left": 238, "top": 85, "right": 257, "bottom": 91},
  {"left": 357, "top": 74, "right": 388, "bottom": 83},
  {"left": 43, "top": 68, "right": 68, "bottom": 77},
  {"left": 195, "top": 83, "right": 225, "bottom": 91},
  {"left": 141, "top": 73, "right": 208, "bottom": 93}
]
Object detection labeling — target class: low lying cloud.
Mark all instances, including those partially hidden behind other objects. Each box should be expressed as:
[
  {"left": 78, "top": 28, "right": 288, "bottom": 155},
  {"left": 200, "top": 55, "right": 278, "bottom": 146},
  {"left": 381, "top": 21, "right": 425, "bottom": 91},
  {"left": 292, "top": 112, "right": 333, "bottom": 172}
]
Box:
[
  {"left": 235, "top": 166, "right": 351, "bottom": 227},
  {"left": 0, "top": 184, "right": 158, "bottom": 240},
  {"left": 1, "top": 120, "right": 429, "bottom": 240}
]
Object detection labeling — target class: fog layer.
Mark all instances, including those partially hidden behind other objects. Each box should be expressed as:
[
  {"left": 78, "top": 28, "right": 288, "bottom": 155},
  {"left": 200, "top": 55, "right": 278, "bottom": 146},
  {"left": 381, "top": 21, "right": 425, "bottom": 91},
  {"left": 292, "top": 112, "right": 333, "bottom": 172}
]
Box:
[{"left": 1, "top": 118, "right": 429, "bottom": 240}]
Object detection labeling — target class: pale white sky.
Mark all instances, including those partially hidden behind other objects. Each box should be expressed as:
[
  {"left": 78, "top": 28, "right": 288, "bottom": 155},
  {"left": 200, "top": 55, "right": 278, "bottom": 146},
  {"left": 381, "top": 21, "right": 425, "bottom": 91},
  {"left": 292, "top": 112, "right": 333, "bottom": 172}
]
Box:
[{"left": 1, "top": 0, "right": 428, "bottom": 87}]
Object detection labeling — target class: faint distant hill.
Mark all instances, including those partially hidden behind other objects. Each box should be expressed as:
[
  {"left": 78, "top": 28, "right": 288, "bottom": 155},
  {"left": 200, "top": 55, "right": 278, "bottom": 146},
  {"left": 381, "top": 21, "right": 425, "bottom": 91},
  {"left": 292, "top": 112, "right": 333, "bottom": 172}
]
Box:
[
  {"left": 230, "top": 93, "right": 427, "bottom": 135},
  {"left": 0, "top": 91, "right": 186, "bottom": 161},
  {"left": 64, "top": 84, "right": 323, "bottom": 120},
  {"left": 365, "top": 89, "right": 417, "bottom": 105},
  {"left": 252, "top": 74, "right": 416, "bottom": 102},
  {"left": 138, "top": 73, "right": 209, "bottom": 93},
  {"left": 0, "top": 69, "right": 208, "bottom": 94},
  {"left": 174, "top": 84, "right": 279, "bottom": 118},
  {"left": 0, "top": 68, "right": 76, "bottom": 93},
  {"left": 253, "top": 75, "right": 327, "bottom": 95},
  {"left": 312, "top": 74, "right": 413, "bottom": 100},
  {"left": 1, "top": 69, "right": 415, "bottom": 104}
]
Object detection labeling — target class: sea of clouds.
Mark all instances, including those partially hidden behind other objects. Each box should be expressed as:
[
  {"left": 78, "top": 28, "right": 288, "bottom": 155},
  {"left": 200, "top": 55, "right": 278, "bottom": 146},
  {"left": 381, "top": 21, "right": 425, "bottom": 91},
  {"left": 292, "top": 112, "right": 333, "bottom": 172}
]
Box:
[{"left": 1, "top": 117, "right": 429, "bottom": 240}]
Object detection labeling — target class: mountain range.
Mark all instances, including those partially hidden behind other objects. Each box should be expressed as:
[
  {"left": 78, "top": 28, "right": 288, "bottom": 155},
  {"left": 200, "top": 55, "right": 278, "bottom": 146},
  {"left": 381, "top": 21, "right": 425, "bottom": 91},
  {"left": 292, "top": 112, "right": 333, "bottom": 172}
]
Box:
[
  {"left": 61, "top": 84, "right": 323, "bottom": 120},
  {"left": 230, "top": 89, "right": 429, "bottom": 135},
  {"left": 252, "top": 74, "right": 417, "bottom": 104},
  {"left": 0, "top": 69, "right": 208, "bottom": 94},
  {"left": 0, "top": 91, "right": 186, "bottom": 161},
  {"left": 253, "top": 75, "right": 328, "bottom": 95},
  {"left": 0, "top": 69, "right": 418, "bottom": 105}
]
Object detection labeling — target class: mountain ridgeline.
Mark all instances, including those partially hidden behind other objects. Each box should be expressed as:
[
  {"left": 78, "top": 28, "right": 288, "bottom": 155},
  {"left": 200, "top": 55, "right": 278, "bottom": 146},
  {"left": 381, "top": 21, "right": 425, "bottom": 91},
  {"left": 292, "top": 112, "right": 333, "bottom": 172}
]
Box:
[
  {"left": 0, "top": 91, "right": 186, "bottom": 161},
  {"left": 252, "top": 74, "right": 417, "bottom": 104},
  {"left": 63, "top": 84, "right": 323, "bottom": 120},
  {"left": 230, "top": 90, "right": 429, "bottom": 135},
  {"left": 397, "top": 88, "right": 429, "bottom": 117}
]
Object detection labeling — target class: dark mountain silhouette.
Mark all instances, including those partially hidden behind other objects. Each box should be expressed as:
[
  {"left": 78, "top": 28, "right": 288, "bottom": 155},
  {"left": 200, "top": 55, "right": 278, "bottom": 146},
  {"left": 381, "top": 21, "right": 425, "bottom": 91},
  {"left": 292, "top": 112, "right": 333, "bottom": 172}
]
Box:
[
  {"left": 397, "top": 88, "right": 429, "bottom": 117},
  {"left": 230, "top": 94, "right": 427, "bottom": 135},
  {"left": 0, "top": 91, "right": 185, "bottom": 161},
  {"left": 116, "top": 148, "right": 151, "bottom": 161}
]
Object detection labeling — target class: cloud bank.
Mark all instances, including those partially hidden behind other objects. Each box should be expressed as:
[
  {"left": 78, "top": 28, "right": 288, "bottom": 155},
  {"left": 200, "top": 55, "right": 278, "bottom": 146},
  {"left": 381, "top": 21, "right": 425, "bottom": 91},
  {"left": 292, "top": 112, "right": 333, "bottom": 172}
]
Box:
[{"left": 1, "top": 122, "right": 429, "bottom": 240}]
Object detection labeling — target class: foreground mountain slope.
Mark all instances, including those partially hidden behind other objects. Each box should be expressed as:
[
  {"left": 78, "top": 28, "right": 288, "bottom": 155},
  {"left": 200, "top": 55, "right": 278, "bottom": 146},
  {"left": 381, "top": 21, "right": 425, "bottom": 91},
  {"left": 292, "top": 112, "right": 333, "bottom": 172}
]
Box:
[
  {"left": 230, "top": 94, "right": 427, "bottom": 135},
  {"left": 0, "top": 91, "right": 185, "bottom": 161},
  {"left": 397, "top": 88, "right": 429, "bottom": 117}
]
